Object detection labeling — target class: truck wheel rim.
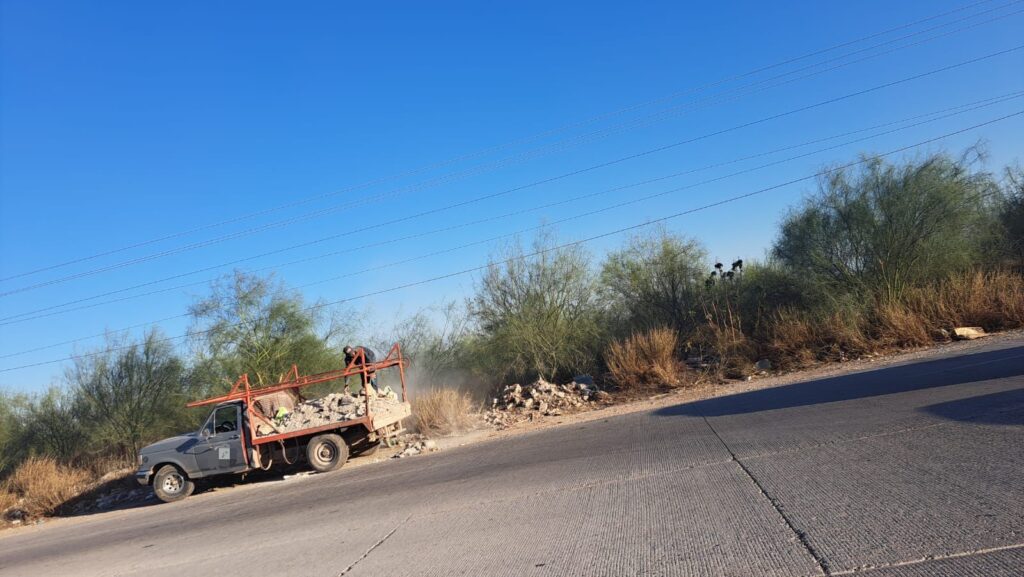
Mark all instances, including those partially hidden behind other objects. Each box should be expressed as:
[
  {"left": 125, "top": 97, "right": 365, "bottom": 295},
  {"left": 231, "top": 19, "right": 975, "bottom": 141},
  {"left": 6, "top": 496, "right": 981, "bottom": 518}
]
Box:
[
  {"left": 163, "top": 472, "right": 183, "bottom": 494},
  {"left": 317, "top": 443, "right": 335, "bottom": 462}
]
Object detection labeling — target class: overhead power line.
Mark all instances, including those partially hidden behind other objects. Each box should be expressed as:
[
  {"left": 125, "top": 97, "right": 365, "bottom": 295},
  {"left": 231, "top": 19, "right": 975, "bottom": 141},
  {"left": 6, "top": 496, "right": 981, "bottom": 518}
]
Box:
[
  {"left": 0, "top": 0, "right": 1017, "bottom": 284},
  {"left": 495, "top": 2, "right": 1024, "bottom": 166},
  {"left": 2, "top": 110, "right": 1019, "bottom": 373},
  {"left": 3, "top": 41, "right": 1020, "bottom": 301},
  {"left": 2, "top": 90, "right": 1021, "bottom": 328}
]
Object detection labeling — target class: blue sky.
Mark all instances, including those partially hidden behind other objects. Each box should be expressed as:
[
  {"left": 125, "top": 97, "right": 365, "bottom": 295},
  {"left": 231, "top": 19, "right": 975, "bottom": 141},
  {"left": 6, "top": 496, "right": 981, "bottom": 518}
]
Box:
[{"left": 1, "top": 1, "right": 1022, "bottom": 392}]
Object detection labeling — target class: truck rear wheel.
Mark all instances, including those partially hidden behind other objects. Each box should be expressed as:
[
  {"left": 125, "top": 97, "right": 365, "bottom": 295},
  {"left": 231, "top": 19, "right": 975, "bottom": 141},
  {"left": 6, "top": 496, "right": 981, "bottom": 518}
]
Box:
[
  {"left": 356, "top": 441, "right": 380, "bottom": 457},
  {"left": 306, "top": 433, "right": 349, "bottom": 473},
  {"left": 153, "top": 465, "right": 195, "bottom": 503}
]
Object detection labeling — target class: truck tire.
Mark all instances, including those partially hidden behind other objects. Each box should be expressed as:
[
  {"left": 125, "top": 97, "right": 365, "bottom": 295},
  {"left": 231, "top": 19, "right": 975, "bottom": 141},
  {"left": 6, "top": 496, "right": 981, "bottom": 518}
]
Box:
[
  {"left": 357, "top": 441, "right": 380, "bottom": 457},
  {"left": 306, "top": 433, "right": 349, "bottom": 473},
  {"left": 153, "top": 465, "right": 195, "bottom": 503}
]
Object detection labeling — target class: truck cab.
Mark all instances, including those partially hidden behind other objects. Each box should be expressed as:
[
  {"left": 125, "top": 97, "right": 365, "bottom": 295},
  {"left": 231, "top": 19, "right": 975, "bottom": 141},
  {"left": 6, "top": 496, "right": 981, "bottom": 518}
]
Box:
[
  {"left": 194, "top": 401, "right": 249, "bottom": 474},
  {"left": 135, "top": 401, "right": 251, "bottom": 502}
]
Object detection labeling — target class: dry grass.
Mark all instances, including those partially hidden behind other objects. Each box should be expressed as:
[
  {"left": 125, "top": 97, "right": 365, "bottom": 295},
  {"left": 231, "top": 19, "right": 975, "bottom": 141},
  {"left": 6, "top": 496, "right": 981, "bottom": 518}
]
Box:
[
  {"left": 606, "top": 327, "right": 685, "bottom": 391},
  {"left": 3, "top": 457, "right": 91, "bottom": 517},
  {"left": 76, "top": 454, "right": 134, "bottom": 479},
  {"left": 873, "top": 302, "right": 932, "bottom": 348},
  {"left": 766, "top": 310, "right": 872, "bottom": 370},
  {"left": 411, "top": 388, "right": 478, "bottom": 436},
  {"left": 695, "top": 304, "right": 758, "bottom": 379},
  {"left": 866, "top": 271, "right": 1024, "bottom": 349},
  {"left": 901, "top": 271, "right": 1024, "bottom": 331},
  {"left": 0, "top": 489, "right": 16, "bottom": 514},
  {"left": 763, "top": 313, "right": 820, "bottom": 369},
  {"left": 763, "top": 272, "right": 1024, "bottom": 370}
]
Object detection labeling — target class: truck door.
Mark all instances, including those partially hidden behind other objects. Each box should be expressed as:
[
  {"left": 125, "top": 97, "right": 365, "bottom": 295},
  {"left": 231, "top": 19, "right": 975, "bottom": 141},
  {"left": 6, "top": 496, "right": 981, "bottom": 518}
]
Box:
[{"left": 194, "top": 404, "right": 247, "bottom": 475}]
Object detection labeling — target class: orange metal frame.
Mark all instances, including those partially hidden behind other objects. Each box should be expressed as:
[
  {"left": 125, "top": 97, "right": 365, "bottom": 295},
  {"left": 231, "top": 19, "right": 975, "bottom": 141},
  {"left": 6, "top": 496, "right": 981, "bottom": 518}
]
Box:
[{"left": 186, "top": 344, "right": 408, "bottom": 465}]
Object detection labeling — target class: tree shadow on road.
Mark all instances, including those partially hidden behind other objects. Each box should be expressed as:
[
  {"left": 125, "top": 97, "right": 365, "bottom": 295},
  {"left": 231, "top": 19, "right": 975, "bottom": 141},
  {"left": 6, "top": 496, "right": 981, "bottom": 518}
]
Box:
[
  {"left": 920, "top": 388, "right": 1024, "bottom": 426},
  {"left": 654, "top": 345, "right": 1024, "bottom": 418}
]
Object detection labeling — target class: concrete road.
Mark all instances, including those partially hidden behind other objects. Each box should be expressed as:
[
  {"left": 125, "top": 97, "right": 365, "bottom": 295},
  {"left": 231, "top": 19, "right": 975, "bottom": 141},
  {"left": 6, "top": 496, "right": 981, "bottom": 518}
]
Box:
[{"left": 2, "top": 340, "right": 1022, "bottom": 577}]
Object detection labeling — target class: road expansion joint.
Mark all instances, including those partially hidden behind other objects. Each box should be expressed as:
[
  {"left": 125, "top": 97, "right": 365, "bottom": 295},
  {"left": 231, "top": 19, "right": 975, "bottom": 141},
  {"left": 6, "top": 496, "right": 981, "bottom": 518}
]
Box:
[
  {"left": 698, "top": 412, "right": 832, "bottom": 576},
  {"left": 826, "top": 541, "right": 1024, "bottom": 575},
  {"left": 337, "top": 514, "right": 411, "bottom": 576}
]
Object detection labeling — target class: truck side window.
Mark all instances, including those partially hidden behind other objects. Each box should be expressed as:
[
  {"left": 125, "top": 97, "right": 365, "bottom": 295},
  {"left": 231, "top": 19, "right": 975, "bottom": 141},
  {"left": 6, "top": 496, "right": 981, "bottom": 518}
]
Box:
[{"left": 213, "top": 406, "right": 238, "bottom": 434}]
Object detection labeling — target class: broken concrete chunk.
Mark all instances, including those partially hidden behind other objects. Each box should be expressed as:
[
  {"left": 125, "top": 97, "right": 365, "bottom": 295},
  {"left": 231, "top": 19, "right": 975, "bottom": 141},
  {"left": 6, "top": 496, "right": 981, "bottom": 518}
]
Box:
[
  {"left": 265, "top": 392, "right": 406, "bottom": 436},
  {"left": 952, "top": 326, "right": 987, "bottom": 340}
]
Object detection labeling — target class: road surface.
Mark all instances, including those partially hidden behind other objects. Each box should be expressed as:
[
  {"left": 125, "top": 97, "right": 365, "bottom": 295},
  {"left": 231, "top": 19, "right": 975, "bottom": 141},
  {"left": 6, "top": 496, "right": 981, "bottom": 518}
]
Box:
[{"left": 2, "top": 339, "right": 1022, "bottom": 576}]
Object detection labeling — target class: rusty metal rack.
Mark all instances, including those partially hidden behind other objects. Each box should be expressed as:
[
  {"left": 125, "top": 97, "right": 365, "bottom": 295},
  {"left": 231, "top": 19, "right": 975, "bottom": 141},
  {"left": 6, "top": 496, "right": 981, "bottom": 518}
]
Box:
[{"left": 186, "top": 344, "right": 409, "bottom": 463}]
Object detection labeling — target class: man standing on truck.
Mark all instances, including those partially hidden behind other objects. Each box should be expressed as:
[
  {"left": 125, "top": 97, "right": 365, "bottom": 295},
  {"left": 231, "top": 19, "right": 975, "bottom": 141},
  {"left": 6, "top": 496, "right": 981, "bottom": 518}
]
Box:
[{"left": 343, "top": 345, "right": 380, "bottom": 395}]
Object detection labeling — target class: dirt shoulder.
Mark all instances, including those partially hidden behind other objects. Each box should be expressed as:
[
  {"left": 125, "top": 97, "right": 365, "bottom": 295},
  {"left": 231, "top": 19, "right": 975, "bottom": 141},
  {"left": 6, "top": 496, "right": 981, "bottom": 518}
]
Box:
[{"left": 455, "top": 327, "right": 1024, "bottom": 443}]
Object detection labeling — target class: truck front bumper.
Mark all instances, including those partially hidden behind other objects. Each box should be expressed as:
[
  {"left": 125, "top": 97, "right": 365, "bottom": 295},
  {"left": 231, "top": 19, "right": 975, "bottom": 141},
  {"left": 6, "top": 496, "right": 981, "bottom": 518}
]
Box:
[{"left": 135, "top": 466, "right": 153, "bottom": 486}]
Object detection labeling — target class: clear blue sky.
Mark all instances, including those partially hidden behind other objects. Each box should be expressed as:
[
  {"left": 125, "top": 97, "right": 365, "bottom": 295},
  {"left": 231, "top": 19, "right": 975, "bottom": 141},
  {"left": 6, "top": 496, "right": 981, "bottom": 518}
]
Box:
[{"left": 1, "top": 1, "right": 1022, "bottom": 392}]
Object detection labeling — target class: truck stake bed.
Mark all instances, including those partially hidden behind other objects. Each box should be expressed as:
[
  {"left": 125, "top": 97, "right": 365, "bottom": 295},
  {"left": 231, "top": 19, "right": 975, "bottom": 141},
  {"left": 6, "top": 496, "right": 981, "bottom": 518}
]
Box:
[{"left": 136, "top": 344, "right": 410, "bottom": 502}]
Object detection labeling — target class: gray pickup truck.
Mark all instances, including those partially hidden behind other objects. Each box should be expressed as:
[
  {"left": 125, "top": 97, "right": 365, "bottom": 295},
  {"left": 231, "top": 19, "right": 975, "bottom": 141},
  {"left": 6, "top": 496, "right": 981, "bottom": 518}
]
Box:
[{"left": 136, "top": 346, "right": 411, "bottom": 503}]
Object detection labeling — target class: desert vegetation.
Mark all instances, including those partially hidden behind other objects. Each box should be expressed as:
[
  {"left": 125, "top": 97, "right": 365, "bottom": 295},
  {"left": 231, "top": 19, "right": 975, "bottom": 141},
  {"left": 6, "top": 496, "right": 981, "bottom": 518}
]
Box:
[{"left": 2, "top": 150, "right": 1023, "bottom": 519}]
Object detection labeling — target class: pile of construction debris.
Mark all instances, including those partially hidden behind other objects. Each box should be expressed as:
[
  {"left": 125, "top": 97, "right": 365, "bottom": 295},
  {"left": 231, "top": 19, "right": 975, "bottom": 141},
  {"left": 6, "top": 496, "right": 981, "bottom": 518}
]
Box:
[
  {"left": 393, "top": 436, "right": 439, "bottom": 459},
  {"left": 255, "top": 389, "right": 406, "bottom": 436},
  {"left": 484, "top": 377, "right": 610, "bottom": 429}
]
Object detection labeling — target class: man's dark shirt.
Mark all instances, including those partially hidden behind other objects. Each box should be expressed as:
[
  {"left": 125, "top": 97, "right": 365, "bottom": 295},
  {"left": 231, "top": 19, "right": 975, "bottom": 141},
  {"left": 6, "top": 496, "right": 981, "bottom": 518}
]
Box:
[{"left": 345, "top": 346, "right": 376, "bottom": 368}]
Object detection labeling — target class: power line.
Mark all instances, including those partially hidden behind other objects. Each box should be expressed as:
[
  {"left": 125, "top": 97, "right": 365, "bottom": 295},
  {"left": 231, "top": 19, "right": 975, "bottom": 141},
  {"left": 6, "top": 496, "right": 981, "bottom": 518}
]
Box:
[
  {"left": 3, "top": 41, "right": 1020, "bottom": 300},
  {"left": 3, "top": 90, "right": 1021, "bottom": 327},
  {"left": 4, "top": 97, "right": 1018, "bottom": 367},
  {"left": 497, "top": 2, "right": 1024, "bottom": 164},
  {"left": 2, "top": 97, "right": 1016, "bottom": 365},
  {"left": 8, "top": 3, "right": 1022, "bottom": 293},
  {"left": 2, "top": 111, "right": 1019, "bottom": 373},
  {"left": 1, "top": 0, "right": 1017, "bottom": 284}
]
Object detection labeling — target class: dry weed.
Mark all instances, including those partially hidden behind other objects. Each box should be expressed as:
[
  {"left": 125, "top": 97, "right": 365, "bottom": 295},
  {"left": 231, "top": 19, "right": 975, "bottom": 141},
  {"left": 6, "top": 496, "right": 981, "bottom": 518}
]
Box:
[
  {"left": 411, "top": 388, "right": 478, "bottom": 436},
  {"left": 696, "top": 304, "right": 757, "bottom": 378},
  {"left": 606, "top": 327, "right": 683, "bottom": 391},
  {"left": 904, "top": 271, "right": 1024, "bottom": 331},
  {"left": 873, "top": 302, "right": 932, "bottom": 348},
  {"left": 765, "top": 311, "right": 819, "bottom": 369},
  {"left": 4, "top": 457, "right": 91, "bottom": 516},
  {"left": 0, "top": 489, "right": 17, "bottom": 514},
  {"left": 77, "top": 454, "right": 135, "bottom": 480},
  {"left": 766, "top": 310, "right": 870, "bottom": 369}
]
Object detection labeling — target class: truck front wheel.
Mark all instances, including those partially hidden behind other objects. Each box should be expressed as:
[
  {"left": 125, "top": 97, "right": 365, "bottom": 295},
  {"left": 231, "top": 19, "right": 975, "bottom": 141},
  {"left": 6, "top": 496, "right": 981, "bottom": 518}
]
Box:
[
  {"left": 153, "top": 465, "right": 195, "bottom": 503},
  {"left": 306, "top": 433, "right": 349, "bottom": 473}
]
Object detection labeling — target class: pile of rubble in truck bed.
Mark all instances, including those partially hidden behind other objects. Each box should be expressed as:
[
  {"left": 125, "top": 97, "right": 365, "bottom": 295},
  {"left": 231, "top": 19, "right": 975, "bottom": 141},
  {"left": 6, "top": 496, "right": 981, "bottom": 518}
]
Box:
[
  {"left": 254, "top": 389, "right": 406, "bottom": 436},
  {"left": 484, "top": 377, "right": 610, "bottom": 429}
]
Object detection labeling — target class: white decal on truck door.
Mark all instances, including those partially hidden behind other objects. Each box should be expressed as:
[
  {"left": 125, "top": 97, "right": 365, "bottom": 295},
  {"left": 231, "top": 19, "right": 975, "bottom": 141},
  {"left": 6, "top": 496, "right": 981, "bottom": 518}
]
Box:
[{"left": 218, "top": 446, "right": 230, "bottom": 460}]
